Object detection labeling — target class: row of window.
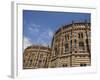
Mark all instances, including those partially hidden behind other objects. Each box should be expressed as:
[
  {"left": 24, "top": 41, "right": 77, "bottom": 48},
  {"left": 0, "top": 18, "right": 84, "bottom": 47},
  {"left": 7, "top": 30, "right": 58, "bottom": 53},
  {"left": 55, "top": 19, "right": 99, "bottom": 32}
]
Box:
[
  {"left": 28, "top": 59, "right": 46, "bottom": 66},
  {"left": 65, "top": 40, "right": 85, "bottom": 52},
  {"left": 62, "top": 63, "right": 87, "bottom": 67},
  {"left": 65, "top": 32, "right": 90, "bottom": 41},
  {"left": 54, "top": 39, "right": 90, "bottom": 55},
  {"left": 51, "top": 63, "right": 87, "bottom": 68}
]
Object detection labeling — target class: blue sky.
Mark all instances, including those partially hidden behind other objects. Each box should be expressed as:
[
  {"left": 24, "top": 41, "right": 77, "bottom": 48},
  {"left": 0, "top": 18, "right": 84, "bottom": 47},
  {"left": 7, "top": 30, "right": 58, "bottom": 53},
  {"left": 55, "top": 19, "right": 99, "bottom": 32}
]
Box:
[{"left": 23, "top": 10, "right": 90, "bottom": 49}]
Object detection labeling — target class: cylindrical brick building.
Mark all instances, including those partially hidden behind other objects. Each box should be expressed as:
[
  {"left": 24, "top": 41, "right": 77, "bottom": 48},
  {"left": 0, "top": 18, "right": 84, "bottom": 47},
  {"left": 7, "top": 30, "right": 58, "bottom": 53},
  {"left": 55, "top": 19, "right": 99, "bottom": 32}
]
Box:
[
  {"left": 49, "top": 21, "right": 91, "bottom": 68},
  {"left": 23, "top": 45, "right": 51, "bottom": 69}
]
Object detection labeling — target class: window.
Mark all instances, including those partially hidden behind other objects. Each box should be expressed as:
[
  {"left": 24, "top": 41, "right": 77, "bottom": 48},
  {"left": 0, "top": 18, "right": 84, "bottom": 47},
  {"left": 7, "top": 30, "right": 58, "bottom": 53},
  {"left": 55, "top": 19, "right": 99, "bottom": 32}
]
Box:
[
  {"left": 24, "top": 60, "right": 25, "bottom": 63},
  {"left": 74, "top": 39, "right": 76, "bottom": 48},
  {"left": 66, "top": 34, "right": 69, "bottom": 41},
  {"left": 38, "top": 60, "right": 42, "bottom": 68},
  {"left": 78, "top": 32, "right": 83, "bottom": 38},
  {"left": 74, "top": 32, "right": 77, "bottom": 38},
  {"left": 39, "top": 60, "right": 42, "bottom": 63},
  {"left": 80, "top": 64, "right": 86, "bottom": 66},
  {"left": 88, "top": 31, "right": 91, "bottom": 37},
  {"left": 79, "top": 41, "right": 84, "bottom": 51},
  {"left": 78, "top": 33, "right": 80, "bottom": 38},
  {"left": 29, "top": 59, "right": 32, "bottom": 65},
  {"left": 40, "top": 54, "right": 43, "bottom": 59},
  {"left": 81, "top": 33, "right": 83, "bottom": 38},
  {"left": 55, "top": 48, "right": 57, "bottom": 56},
  {"left": 75, "top": 51, "right": 77, "bottom": 53},
  {"left": 86, "top": 39, "right": 90, "bottom": 52},
  {"left": 70, "top": 40, "right": 72, "bottom": 49},
  {"left": 70, "top": 32, "right": 72, "bottom": 39},
  {"left": 67, "top": 35, "right": 69, "bottom": 40},
  {"left": 86, "top": 39, "right": 88, "bottom": 45},
  {"left": 62, "top": 64, "right": 68, "bottom": 67},
  {"left": 65, "top": 43, "right": 69, "bottom": 52}
]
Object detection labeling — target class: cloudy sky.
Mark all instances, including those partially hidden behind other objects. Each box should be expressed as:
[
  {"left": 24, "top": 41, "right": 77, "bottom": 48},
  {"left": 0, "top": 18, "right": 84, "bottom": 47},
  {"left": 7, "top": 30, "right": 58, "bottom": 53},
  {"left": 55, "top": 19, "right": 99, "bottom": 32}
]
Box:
[{"left": 23, "top": 10, "right": 91, "bottom": 49}]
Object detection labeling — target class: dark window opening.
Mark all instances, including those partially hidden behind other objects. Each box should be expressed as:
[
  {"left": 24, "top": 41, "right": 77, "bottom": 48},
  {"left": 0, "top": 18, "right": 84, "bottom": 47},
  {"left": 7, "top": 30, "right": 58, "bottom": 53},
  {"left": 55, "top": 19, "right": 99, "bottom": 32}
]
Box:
[
  {"left": 81, "top": 33, "right": 83, "bottom": 38},
  {"left": 78, "top": 33, "right": 80, "bottom": 38},
  {"left": 79, "top": 41, "right": 84, "bottom": 50},
  {"left": 66, "top": 34, "right": 69, "bottom": 41},
  {"left": 39, "top": 60, "right": 42, "bottom": 63},
  {"left": 24, "top": 60, "right": 25, "bottom": 63},
  {"left": 70, "top": 40, "right": 72, "bottom": 49},
  {"left": 65, "top": 43, "right": 69, "bottom": 52},
  {"left": 75, "top": 51, "right": 77, "bottom": 53},
  {"left": 78, "top": 32, "right": 83, "bottom": 38},
  {"left": 29, "top": 59, "right": 32, "bottom": 65},
  {"left": 80, "top": 64, "right": 87, "bottom": 66},
  {"left": 62, "top": 64, "right": 68, "bottom": 67},
  {"left": 55, "top": 48, "right": 57, "bottom": 56},
  {"left": 74, "top": 39, "right": 77, "bottom": 48},
  {"left": 86, "top": 39, "right": 90, "bottom": 53}
]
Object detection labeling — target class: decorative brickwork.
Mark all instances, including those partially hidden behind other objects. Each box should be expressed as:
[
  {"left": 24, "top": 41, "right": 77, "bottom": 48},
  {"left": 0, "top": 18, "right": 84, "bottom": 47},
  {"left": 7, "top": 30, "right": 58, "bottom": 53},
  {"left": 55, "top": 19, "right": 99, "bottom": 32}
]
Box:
[{"left": 23, "top": 21, "right": 91, "bottom": 69}]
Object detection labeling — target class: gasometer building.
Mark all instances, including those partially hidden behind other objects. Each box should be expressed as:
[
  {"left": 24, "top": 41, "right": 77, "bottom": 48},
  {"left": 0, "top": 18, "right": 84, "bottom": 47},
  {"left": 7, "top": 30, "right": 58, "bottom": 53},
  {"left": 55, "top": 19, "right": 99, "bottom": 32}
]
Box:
[
  {"left": 49, "top": 22, "right": 91, "bottom": 68},
  {"left": 23, "top": 21, "right": 91, "bottom": 69}
]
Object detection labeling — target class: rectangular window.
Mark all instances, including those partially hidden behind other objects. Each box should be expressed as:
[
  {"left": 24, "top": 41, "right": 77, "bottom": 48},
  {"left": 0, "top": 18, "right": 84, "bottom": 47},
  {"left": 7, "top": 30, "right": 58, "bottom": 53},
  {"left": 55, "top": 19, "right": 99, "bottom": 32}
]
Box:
[
  {"left": 70, "top": 40, "right": 72, "bottom": 49},
  {"left": 74, "top": 39, "right": 76, "bottom": 48},
  {"left": 81, "top": 33, "right": 83, "bottom": 38},
  {"left": 66, "top": 34, "right": 69, "bottom": 42},
  {"left": 29, "top": 59, "right": 32, "bottom": 65},
  {"left": 65, "top": 43, "right": 69, "bottom": 52},
  {"left": 70, "top": 33, "right": 72, "bottom": 38},
  {"left": 78, "top": 33, "right": 80, "bottom": 38},
  {"left": 79, "top": 41, "right": 84, "bottom": 51},
  {"left": 74, "top": 32, "right": 77, "bottom": 38},
  {"left": 55, "top": 48, "right": 57, "bottom": 56}
]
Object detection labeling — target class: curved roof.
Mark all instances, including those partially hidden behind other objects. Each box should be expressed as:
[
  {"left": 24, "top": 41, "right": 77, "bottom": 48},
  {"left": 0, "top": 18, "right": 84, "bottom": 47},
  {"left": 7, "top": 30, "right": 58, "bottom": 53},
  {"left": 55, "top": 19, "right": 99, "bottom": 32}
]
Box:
[
  {"left": 51, "top": 22, "right": 90, "bottom": 46},
  {"left": 55, "top": 22, "right": 90, "bottom": 35},
  {"left": 25, "top": 45, "right": 51, "bottom": 51}
]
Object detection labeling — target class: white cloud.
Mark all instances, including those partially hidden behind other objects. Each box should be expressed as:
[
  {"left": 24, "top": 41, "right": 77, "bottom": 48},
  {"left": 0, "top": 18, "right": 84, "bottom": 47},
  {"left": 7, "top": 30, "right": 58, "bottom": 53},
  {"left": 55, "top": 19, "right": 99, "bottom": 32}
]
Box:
[
  {"left": 31, "top": 23, "right": 41, "bottom": 28},
  {"left": 36, "top": 28, "right": 54, "bottom": 47},
  {"left": 25, "top": 22, "right": 54, "bottom": 47},
  {"left": 28, "top": 23, "right": 40, "bottom": 33},
  {"left": 23, "top": 36, "right": 32, "bottom": 49},
  {"left": 28, "top": 27, "right": 39, "bottom": 33}
]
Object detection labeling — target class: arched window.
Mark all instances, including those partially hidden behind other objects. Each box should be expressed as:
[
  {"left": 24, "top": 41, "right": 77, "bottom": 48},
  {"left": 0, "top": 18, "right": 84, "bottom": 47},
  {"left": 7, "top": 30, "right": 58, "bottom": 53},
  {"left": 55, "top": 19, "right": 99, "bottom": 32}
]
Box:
[
  {"left": 81, "top": 33, "right": 83, "bottom": 38},
  {"left": 78, "top": 32, "right": 83, "bottom": 38},
  {"left": 67, "top": 35, "right": 69, "bottom": 40},
  {"left": 65, "top": 34, "right": 69, "bottom": 42},
  {"left": 78, "top": 33, "right": 80, "bottom": 38},
  {"left": 29, "top": 59, "right": 32, "bottom": 65},
  {"left": 65, "top": 43, "right": 69, "bottom": 52},
  {"left": 70, "top": 32, "right": 72, "bottom": 38},
  {"left": 40, "top": 54, "right": 43, "bottom": 58},
  {"left": 74, "top": 32, "right": 77, "bottom": 38},
  {"left": 79, "top": 41, "right": 84, "bottom": 51},
  {"left": 55, "top": 48, "right": 57, "bottom": 56}
]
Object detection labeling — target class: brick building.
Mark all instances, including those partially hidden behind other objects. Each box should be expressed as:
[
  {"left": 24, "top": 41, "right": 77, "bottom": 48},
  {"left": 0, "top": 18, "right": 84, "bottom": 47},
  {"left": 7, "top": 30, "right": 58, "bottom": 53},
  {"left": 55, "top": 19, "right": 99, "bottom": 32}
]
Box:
[
  {"left": 23, "top": 21, "right": 91, "bottom": 69},
  {"left": 49, "top": 21, "right": 91, "bottom": 67},
  {"left": 23, "top": 45, "right": 51, "bottom": 69}
]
